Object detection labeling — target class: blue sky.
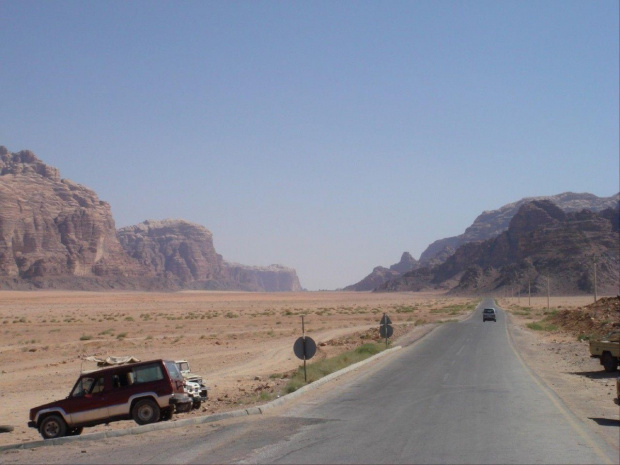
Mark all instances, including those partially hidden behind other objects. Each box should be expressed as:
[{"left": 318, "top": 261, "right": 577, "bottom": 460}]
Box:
[{"left": 1, "top": 1, "right": 618, "bottom": 290}]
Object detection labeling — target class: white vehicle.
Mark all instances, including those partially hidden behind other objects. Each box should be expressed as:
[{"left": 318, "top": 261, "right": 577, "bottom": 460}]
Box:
[{"left": 175, "top": 360, "right": 208, "bottom": 409}]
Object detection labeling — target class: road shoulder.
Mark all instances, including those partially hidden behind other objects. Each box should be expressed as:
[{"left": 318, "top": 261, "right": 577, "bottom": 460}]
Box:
[{"left": 506, "top": 313, "right": 619, "bottom": 453}]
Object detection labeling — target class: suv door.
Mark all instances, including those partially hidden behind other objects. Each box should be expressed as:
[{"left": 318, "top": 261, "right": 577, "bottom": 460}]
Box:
[
  {"left": 106, "top": 368, "right": 136, "bottom": 418},
  {"left": 67, "top": 374, "right": 110, "bottom": 425}
]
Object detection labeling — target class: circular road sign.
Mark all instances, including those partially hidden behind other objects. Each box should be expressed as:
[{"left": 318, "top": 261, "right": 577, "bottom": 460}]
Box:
[
  {"left": 379, "top": 324, "right": 394, "bottom": 339},
  {"left": 293, "top": 336, "right": 317, "bottom": 360}
]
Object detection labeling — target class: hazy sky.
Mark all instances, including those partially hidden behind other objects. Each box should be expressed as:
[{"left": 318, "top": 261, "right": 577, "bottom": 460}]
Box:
[{"left": 1, "top": 1, "right": 618, "bottom": 290}]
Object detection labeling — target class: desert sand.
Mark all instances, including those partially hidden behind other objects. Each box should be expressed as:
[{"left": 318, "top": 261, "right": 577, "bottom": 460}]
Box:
[
  {"left": 0, "top": 290, "right": 475, "bottom": 446},
  {"left": 2, "top": 291, "right": 617, "bottom": 455}
]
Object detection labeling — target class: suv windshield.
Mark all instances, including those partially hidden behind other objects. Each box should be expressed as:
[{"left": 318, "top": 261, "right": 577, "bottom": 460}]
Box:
[{"left": 164, "top": 360, "right": 183, "bottom": 380}]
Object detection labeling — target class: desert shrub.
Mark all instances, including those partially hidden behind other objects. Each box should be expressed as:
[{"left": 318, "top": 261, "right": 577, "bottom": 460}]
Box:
[
  {"left": 355, "top": 343, "right": 382, "bottom": 356},
  {"left": 526, "top": 321, "right": 558, "bottom": 332},
  {"left": 284, "top": 342, "right": 385, "bottom": 393}
]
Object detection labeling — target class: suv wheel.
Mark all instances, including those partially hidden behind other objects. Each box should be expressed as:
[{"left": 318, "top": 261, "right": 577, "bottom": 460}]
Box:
[
  {"left": 39, "top": 415, "right": 67, "bottom": 439},
  {"left": 160, "top": 407, "right": 173, "bottom": 421},
  {"left": 132, "top": 399, "right": 161, "bottom": 425},
  {"left": 602, "top": 352, "right": 618, "bottom": 372}
]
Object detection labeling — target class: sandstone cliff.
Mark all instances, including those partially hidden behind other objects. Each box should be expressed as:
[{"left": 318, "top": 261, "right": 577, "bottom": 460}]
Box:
[
  {"left": 118, "top": 219, "right": 303, "bottom": 292},
  {"left": 344, "top": 251, "right": 418, "bottom": 291},
  {"left": 419, "top": 192, "right": 620, "bottom": 266},
  {"left": 117, "top": 219, "right": 226, "bottom": 286},
  {"left": 224, "top": 263, "right": 303, "bottom": 292},
  {"left": 0, "top": 147, "right": 303, "bottom": 292},
  {"left": 347, "top": 192, "right": 619, "bottom": 291},
  {"left": 0, "top": 146, "right": 150, "bottom": 289},
  {"left": 377, "top": 200, "right": 620, "bottom": 295}
]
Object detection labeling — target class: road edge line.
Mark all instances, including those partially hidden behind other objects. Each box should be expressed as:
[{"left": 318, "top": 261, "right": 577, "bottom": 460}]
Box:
[{"left": 503, "top": 310, "right": 614, "bottom": 465}]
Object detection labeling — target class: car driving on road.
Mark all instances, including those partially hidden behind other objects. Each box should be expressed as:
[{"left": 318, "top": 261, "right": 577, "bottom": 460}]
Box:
[{"left": 483, "top": 308, "right": 497, "bottom": 322}]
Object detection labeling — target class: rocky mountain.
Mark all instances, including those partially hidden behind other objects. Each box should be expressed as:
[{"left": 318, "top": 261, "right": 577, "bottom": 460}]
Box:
[
  {"left": 118, "top": 219, "right": 226, "bottom": 286},
  {"left": 0, "top": 147, "right": 303, "bottom": 291},
  {"left": 345, "top": 192, "right": 619, "bottom": 291},
  {"left": 344, "top": 252, "right": 418, "bottom": 291},
  {"left": 0, "top": 146, "right": 154, "bottom": 289},
  {"left": 224, "top": 263, "right": 303, "bottom": 292},
  {"left": 377, "top": 200, "right": 620, "bottom": 295},
  {"left": 118, "top": 219, "right": 302, "bottom": 292},
  {"left": 389, "top": 252, "right": 418, "bottom": 273},
  {"left": 420, "top": 192, "right": 620, "bottom": 266}
]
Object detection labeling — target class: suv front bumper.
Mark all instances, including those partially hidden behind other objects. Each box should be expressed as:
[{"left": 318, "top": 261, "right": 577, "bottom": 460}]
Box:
[{"left": 169, "top": 393, "right": 192, "bottom": 407}]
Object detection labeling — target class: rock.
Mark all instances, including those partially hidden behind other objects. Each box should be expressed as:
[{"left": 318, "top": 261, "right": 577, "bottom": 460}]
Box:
[
  {"left": 419, "top": 192, "right": 619, "bottom": 266},
  {"left": 0, "top": 147, "right": 149, "bottom": 289},
  {"left": 344, "top": 252, "right": 418, "bottom": 291},
  {"left": 0, "top": 147, "right": 304, "bottom": 291},
  {"left": 118, "top": 219, "right": 225, "bottom": 286},
  {"left": 224, "top": 262, "right": 303, "bottom": 292},
  {"left": 389, "top": 252, "right": 418, "bottom": 274},
  {"left": 344, "top": 266, "right": 401, "bottom": 291},
  {"left": 378, "top": 200, "right": 620, "bottom": 295},
  {"left": 118, "top": 219, "right": 303, "bottom": 291}
]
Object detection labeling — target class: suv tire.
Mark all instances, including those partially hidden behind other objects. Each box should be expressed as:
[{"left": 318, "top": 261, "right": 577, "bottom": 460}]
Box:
[
  {"left": 39, "top": 414, "right": 67, "bottom": 439},
  {"left": 132, "top": 399, "right": 161, "bottom": 425},
  {"left": 160, "top": 407, "right": 173, "bottom": 421},
  {"left": 602, "top": 352, "right": 618, "bottom": 372}
]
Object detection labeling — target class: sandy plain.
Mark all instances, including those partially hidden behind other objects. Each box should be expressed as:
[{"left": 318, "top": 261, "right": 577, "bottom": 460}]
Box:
[
  {"left": 0, "top": 290, "right": 477, "bottom": 447},
  {"left": 1, "top": 291, "right": 618, "bottom": 459}
]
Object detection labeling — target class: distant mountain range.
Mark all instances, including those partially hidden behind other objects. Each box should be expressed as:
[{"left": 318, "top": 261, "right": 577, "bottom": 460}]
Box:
[
  {"left": 377, "top": 200, "right": 619, "bottom": 295},
  {"left": 347, "top": 193, "right": 619, "bottom": 294},
  {"left": 2, "top": 145, "right": 617, "bottom": 295},
  {"left": 0, "top": 146, "right": 302, "bottom": 291},
  {"left": 419, "top": 192, "right": 620, "bottom": 266}
]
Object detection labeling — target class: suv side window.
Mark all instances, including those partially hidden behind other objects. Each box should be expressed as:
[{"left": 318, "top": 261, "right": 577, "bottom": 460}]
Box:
[
  {"left": 72, "top": 376, "right": 105, "bottom": 397},
  {"left": 133, "top": 363, "right": 164, "bottom": 384},
  {"left": 112, "top": 372, "right": 131, "bottom": 389}
]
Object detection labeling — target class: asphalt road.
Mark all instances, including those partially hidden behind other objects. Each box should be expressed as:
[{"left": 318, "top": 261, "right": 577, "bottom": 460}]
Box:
[{"left": 37, "top": 299, "right": 618, "bottom": 464}]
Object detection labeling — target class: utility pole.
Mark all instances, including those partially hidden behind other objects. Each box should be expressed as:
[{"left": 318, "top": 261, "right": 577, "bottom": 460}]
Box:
[
  {"left": 593, "top": 256, "right": 598, "bottom": 303},
  {"left": 528, "top": 279, "right": 531, "bottom": 307},
  {"left": 546, "top": 276, "right": 550, "bottom": 311}
]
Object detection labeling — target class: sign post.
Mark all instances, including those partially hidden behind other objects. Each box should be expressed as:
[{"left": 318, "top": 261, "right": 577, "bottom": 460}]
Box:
[
  {"left": 379, "top": 313, "right": 393, "bottom": 348},
  {"left": 293, "top": 315, "right": 316, "bottom": 382}
]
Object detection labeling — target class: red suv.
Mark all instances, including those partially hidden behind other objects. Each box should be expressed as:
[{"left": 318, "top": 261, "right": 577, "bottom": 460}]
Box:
[{"left": 28, "top": 359, "right": 192, "bottom": 439}]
